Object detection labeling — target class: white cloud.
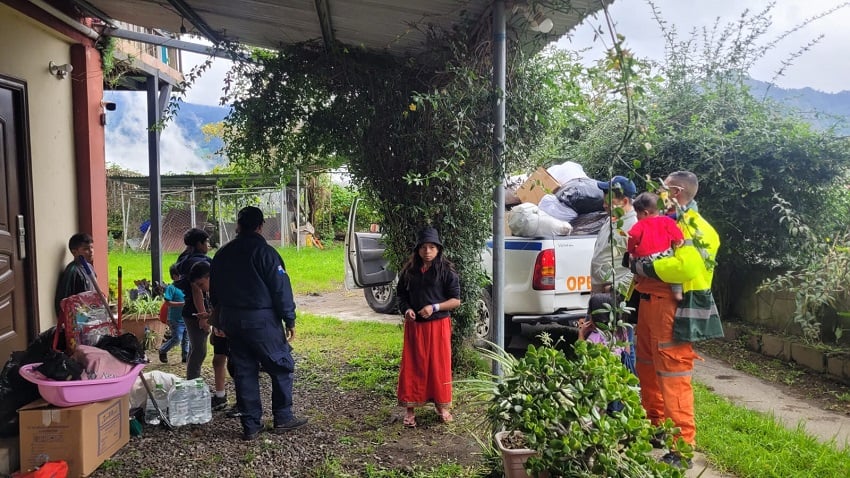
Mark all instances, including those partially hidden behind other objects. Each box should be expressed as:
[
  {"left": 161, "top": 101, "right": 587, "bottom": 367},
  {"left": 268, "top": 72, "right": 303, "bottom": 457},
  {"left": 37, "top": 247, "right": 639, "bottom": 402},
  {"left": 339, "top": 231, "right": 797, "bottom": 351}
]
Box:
[
  {"left": 561, "top": 0, "right": 850, "bottom": 93},
  {"left": 180, "top": 50, "right": 232, "bottom": 106},
  {"left": 104, "top": 91, "right": 211, "bottom": 174}
]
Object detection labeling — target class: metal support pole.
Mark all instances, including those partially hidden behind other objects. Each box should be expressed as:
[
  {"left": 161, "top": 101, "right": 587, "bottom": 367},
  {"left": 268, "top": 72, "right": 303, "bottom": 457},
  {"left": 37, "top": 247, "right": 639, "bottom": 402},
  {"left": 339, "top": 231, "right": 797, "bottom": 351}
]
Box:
[
  {"left": 492, "top": 0, "right": 507, "bottom": 377},
  {"left": 282, "top": 185, "right": 289, "bottom": 247},
  {"left": 190, "top": 181, "right": 197, "bottom": 228},
  {"left": 147, "top": 72, "right": 163, "bottom": 284},
  {"left": 280, "top": 181, "right": 285, "bottom": 248},
  {"left": 296, "top": 170, "right": 301, "bottom": 251},
  {"left": 120, "top": 181, "right": 127, "bottom": 253},
  {"left": 216, "top": 186, "right": 224, "bottom": 246}
]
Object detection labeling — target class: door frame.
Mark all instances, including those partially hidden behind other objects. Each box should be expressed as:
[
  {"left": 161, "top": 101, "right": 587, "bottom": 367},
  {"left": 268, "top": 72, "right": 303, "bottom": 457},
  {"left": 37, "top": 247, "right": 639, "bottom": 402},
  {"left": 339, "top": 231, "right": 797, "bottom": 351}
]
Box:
[{"left": 0, "top": 73, "right": 40, "bottom": 341}]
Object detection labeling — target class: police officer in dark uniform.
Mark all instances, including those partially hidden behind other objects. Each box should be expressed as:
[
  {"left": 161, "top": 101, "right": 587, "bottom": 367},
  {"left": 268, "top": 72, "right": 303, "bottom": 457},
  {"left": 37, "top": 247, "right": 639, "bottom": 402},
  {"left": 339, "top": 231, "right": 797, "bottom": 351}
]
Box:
[{"left": 209, "top": 206, "right": 308, "bottom": 440}]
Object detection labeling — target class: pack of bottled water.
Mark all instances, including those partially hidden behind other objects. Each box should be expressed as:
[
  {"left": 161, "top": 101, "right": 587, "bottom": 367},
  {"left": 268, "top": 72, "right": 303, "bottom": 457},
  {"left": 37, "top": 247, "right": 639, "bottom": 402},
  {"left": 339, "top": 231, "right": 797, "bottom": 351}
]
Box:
[{"left": 166, "top": 378, "right": 212, "bottom": 426}]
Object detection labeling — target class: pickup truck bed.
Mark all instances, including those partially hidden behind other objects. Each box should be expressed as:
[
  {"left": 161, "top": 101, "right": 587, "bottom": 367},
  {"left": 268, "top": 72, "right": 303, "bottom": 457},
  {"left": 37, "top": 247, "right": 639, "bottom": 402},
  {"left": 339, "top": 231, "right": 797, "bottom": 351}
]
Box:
[{"left": 346, "top": 201, "right": 606, "bottom": 344}]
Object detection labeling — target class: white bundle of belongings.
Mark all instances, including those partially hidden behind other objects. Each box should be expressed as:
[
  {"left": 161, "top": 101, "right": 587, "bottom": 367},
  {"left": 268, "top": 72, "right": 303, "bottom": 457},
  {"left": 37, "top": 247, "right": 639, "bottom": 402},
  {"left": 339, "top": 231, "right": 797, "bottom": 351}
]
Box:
[
  {"left": 508, "top": 202, "right": 573, "bottom": 237},
  {"left": 537, "top": 161, "right": 605, "bottom": 221}
]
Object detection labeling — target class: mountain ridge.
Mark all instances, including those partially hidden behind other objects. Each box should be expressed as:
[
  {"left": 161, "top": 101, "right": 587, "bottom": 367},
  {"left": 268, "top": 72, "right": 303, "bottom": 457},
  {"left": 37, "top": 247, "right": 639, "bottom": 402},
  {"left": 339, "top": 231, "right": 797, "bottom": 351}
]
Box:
[{"left": 105, "top": 81, "right": 850, "bottom": 174}]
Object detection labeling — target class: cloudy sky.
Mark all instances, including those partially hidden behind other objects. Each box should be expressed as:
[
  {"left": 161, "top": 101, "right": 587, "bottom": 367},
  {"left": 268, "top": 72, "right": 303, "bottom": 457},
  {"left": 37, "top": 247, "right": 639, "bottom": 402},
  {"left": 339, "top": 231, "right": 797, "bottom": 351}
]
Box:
[
  {"left": 561, "top": 0, "right": 850, "bottom": 93},
  {"left": 107, "top": 0, "right": 850, "bottom": 174}
]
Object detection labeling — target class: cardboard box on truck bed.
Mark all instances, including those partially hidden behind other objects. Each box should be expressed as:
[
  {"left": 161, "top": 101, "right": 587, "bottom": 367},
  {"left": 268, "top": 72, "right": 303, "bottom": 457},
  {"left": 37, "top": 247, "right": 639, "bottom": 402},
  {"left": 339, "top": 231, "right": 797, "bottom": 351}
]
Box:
[
  {"left": 515, "top": 167, "right": 561, "bottom": 205},
  {"left": 18, "top": 396, "right": 129, "bottom": 478}
]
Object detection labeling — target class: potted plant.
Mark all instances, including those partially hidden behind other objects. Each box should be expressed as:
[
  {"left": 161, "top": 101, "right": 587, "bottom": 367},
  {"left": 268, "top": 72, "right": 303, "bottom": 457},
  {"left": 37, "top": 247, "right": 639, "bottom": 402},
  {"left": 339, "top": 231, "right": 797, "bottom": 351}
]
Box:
[
  {"left": 121, "top": 294, "right": 166, "bottom": 351},
  {"left": 464, "top": 335, "right": 687, "bottom": 477}
]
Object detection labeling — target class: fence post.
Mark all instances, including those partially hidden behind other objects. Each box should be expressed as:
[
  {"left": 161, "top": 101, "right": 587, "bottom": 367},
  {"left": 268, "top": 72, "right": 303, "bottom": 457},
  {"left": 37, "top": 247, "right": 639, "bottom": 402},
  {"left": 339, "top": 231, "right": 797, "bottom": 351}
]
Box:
[
  {"left": 296, "top": 170, "right": 301, "bottom": 252},
  {"left": 190, "top": 181, "right": 197, "bottom": 229},
  {"left": 280, "top": 179, "right": 287, "bottom": 247}
]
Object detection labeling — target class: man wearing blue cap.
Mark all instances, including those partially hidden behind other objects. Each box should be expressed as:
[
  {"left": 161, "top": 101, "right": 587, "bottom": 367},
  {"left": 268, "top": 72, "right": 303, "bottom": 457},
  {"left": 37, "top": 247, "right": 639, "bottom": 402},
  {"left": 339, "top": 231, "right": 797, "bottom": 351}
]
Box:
[{"left": 591, "top": 176, "right": 638, "bottom": 297}]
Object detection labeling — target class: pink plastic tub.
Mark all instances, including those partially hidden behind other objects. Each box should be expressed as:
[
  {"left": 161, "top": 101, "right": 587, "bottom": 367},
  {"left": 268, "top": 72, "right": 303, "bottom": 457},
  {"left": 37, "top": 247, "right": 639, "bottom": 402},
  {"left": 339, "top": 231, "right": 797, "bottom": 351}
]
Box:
[{"left": 19, "top": 363, "right": 145, "bottom": 407}]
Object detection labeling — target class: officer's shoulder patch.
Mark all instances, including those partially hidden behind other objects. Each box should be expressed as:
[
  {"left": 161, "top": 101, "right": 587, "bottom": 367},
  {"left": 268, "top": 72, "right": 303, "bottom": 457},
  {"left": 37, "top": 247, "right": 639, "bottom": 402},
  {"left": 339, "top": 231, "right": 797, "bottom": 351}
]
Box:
[{"left": 277, "top": 264, "right": 286, "bottom": 275}]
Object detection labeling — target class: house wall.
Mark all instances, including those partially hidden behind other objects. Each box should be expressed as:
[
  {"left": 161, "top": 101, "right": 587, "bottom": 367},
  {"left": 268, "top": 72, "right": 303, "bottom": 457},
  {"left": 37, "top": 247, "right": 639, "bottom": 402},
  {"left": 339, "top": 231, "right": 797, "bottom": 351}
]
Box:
[{"left": 0, "top": 5, "right": 98, "bottom": 331}]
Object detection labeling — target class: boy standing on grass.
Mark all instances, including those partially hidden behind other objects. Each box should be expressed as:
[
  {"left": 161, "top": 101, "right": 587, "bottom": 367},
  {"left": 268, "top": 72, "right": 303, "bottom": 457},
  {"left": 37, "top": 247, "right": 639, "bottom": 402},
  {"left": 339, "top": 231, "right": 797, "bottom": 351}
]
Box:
[{"left": 159, "top": 264, "right": 188, "bottom": 364}]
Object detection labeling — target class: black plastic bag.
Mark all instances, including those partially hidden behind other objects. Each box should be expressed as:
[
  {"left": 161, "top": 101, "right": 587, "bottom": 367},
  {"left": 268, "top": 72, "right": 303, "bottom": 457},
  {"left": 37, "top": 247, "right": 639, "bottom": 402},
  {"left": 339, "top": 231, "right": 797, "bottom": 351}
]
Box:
[
  {"left": 0, "top": 351, "right": 40, "bottom": 437},
  {"left": 556, "top": 177, "right": 605, "bottom": 214},
  {"left": 0, "top": 326, "right": 68, "bottom": 437},
  {"left": 35, "top": 349, "right": 83, "bottom": 381},
  {"left": 96, "top": 333, "right": 146, "bottom": 364}
]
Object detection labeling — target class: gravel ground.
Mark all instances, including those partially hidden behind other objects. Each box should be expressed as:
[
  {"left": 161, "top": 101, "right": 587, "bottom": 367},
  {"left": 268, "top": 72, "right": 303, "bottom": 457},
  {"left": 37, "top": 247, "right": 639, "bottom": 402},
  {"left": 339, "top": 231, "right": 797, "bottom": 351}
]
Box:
[
  {"left": 90, "top": 292, "right": 484, "bottom": 478},
  {"left": 91, "top": 355, "right": 482, "bottom": 478}
]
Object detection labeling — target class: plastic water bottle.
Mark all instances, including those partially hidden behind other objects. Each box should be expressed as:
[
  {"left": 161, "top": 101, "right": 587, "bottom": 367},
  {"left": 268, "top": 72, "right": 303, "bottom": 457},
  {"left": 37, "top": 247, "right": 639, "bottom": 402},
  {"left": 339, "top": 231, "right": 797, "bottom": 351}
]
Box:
[
  {"left": 154, "top": 383, "right": 168, "bottom": 422},
  {"left": 145, "top": 383, "right": 169, "bottom": 425},
  {"left": 189, "top": 379, "right": 212, "bottom": 424},
  {"left": 168, "top": 381, "right": 190, "bottom": 426},
  {"left": 144, "top": 395, "right": 160, "bottom": 425}
]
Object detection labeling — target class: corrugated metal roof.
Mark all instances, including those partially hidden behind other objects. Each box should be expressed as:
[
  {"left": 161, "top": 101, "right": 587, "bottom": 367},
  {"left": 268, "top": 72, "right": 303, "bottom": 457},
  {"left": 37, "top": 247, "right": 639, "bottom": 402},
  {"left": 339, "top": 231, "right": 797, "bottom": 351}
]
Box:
[{"left": 73, "top": 0, "right": 611, "bottom": 55}]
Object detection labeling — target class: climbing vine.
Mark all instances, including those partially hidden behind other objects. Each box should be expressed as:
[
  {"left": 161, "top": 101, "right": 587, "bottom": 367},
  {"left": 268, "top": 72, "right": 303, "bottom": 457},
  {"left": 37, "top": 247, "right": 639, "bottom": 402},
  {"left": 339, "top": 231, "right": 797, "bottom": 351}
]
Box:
[{"left": 219, "top": 6, "right": 591, "bottom": 344}]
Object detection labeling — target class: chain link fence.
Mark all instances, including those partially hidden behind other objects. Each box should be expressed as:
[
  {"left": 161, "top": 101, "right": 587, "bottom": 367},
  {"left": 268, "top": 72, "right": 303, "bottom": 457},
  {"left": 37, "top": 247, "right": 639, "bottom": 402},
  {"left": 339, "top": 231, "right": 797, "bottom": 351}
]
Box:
[{"left": 109, "top": 177, "right": 318, "bottom": 252}]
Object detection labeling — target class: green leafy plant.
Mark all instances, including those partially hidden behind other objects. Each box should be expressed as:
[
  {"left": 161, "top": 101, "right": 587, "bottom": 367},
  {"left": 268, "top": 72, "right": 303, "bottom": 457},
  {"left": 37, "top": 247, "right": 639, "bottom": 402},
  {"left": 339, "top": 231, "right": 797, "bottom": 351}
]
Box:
[
  {"left": 218, "top": 3, "right": 594, "bottom": 352},
  {"left": 576, "top": 3, "right": 850, "bottom": 318},
  {"left": 462, "top": 337, "right": 686, "bottom": 477},
  {"left": 123, "top": 294, "right": 163, "bottom": 321},
  {"left": 758, "top": 193, "right": 850, "bottom": 344}
]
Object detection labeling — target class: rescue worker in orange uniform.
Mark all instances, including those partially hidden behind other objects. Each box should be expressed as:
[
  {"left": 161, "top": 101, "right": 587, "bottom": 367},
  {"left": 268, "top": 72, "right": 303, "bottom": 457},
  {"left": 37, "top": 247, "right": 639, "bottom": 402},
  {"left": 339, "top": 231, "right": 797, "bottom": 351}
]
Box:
[{"left": 632, "top": 171, "right": 722, "bottom": 469}]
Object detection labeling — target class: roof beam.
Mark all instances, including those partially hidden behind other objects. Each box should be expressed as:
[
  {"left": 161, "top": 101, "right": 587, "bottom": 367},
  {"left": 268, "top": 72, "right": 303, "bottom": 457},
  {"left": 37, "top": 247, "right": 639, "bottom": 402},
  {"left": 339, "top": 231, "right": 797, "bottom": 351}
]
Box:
[
  {"left": 313, "top": 0, "right": 335, "bottom": 52},
  {"left": 104, "top": 28, "right": 250, "bottom": 63},
  {"left": 165, "top": 0, "right": 222, "bottom": 44}
]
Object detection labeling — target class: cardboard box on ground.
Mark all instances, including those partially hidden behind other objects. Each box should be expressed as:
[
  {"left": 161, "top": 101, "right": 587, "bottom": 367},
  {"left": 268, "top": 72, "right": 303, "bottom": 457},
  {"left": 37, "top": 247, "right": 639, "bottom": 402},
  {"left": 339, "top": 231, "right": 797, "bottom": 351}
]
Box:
[{"left": 18, "top": 396, "right": 129, "bottom": 478}]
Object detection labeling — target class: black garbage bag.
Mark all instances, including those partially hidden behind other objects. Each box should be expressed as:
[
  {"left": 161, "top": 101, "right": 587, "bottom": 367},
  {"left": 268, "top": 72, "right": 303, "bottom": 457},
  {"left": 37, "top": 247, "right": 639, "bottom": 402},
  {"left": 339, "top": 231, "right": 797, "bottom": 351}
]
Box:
[
  {"left": 556, "top": 177, "right": 605, "bottom": 214},
  {"left": 0, "top": 351, "right": 39, "bottom": 437},
  {"left": 96, "top": 333, "right": 146, "bottom": 364},
  {"left": 35, "top": 349, "right": 83, "bottom": 381},
  {"left": 0, "top": 326, "right": 66, "bottom": 437}
]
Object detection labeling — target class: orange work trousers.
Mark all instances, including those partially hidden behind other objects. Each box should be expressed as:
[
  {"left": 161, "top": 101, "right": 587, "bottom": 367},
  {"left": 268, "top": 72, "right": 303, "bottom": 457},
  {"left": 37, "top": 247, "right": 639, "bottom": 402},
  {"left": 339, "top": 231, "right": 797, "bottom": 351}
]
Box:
[{"left": 635, "top": 290, "right": 699, "bottom": 445}]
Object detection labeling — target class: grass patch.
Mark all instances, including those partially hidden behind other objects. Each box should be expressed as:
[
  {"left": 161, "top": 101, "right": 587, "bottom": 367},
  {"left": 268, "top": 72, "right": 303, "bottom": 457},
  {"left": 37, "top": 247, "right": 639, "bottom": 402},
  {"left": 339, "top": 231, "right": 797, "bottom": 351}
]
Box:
[
  {"left": 297, "top": 313, "right": 402, "bottom": 399},
  {"left": 360, "top": 462, "right": 484, "bottom": 477},
  {"left": 107, "top": 244, "right": 344, "bottom": 295},
  {"left": 695, "top": 383, "right": 850, "bottom": 477}
]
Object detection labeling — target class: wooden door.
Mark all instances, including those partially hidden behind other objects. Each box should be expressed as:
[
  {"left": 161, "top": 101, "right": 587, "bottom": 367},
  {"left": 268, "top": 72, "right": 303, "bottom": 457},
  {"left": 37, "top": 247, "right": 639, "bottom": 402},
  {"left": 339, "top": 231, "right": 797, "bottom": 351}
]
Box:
[{"left": 0, "top": 76, "right": 34, "bottom": 359}]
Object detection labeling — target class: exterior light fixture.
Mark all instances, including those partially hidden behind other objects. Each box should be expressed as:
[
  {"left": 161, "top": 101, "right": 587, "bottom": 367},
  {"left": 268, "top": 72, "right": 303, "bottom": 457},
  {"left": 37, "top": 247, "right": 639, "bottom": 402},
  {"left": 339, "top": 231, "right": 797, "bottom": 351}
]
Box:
[
  {"left": 527, "top": 12, "right": 554, "bottom": 33},
  {"left": 513, "top": 2, "right": 554, "bottom": 34},
  {"left": 48, "top": 61, "right": 73, "bottom": 79}
]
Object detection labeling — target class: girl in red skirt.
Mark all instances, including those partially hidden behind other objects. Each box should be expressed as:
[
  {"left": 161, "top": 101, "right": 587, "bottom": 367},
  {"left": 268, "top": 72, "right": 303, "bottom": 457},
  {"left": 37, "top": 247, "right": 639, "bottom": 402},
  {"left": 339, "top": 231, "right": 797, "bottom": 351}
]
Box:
[{"left": 396, "top": 227, "right": 461, "bottom": 428}]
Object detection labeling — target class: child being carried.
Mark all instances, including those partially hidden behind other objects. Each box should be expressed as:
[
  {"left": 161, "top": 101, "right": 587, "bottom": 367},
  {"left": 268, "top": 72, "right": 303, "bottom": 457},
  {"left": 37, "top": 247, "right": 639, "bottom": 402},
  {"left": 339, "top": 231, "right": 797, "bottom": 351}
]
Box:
[{"left": 627, "top": 192, "right": 685, "bottom": 301}]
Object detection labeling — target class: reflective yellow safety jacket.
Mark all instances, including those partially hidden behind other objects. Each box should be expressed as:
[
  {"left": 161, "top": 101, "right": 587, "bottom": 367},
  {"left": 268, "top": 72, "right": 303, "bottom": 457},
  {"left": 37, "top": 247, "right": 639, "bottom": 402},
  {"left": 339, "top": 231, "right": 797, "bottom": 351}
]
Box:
[{"left": 639, "top": 208, "right": 723, "bottom": 341}]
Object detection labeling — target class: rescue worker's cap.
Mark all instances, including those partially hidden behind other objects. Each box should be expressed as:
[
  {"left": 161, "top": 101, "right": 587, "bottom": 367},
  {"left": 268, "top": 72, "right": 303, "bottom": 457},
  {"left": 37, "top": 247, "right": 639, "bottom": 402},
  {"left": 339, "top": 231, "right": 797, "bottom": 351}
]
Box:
[
  {"left": 415, "top": 227, "right": 442, "bottom": 251},
  {"left": 596, "top": 175, "right": 637, "bottom": 198},
  {"left": 237, "top": 206, "right": 265, "bottom": 231}
]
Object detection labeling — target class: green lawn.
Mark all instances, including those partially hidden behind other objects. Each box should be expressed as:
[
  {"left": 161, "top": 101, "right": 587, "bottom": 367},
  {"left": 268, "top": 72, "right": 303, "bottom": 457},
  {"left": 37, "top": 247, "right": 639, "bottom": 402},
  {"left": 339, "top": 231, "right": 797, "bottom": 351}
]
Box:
[{"left": 106, "top": 243, "right": 344, "bottom": 297}]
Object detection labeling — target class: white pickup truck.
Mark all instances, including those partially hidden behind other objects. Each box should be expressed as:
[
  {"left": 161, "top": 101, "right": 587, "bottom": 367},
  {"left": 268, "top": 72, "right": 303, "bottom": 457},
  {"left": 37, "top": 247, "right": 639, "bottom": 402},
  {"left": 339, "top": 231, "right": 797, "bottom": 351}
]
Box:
[{"left": 344, "top": 200, "right": 603, "bottom": 343}]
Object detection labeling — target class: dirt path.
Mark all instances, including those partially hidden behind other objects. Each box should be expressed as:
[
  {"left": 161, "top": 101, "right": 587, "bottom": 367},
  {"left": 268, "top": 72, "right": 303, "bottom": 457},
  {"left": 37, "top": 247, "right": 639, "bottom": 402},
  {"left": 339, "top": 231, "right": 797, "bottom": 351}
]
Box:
[{"left": 296, "top": 288, "right": 398, "bottom": 325}]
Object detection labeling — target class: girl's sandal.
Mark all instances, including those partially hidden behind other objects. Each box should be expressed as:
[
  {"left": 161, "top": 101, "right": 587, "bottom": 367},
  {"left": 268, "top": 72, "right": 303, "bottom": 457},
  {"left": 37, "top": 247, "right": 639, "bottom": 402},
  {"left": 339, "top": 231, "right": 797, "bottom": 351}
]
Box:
[
  {"left": 439, "top": 410, "right": 453, "bottom": 423},
  {"left": 403, "top": 415, "right": 417, "bottom": 428}
]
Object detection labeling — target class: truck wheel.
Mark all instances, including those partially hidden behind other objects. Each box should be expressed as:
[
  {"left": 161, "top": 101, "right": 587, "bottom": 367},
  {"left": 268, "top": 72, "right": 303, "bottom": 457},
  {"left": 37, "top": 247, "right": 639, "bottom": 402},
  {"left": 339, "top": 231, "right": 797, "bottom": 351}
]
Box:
[
  {"left": 364, "top": 284, "right": 398, "bottom": 314},
  {"left": 475, "top": 288, "right": 521, "bottom": 344},
  {"left": 474, "top": 288, "right": 493, "bottom": 341}
]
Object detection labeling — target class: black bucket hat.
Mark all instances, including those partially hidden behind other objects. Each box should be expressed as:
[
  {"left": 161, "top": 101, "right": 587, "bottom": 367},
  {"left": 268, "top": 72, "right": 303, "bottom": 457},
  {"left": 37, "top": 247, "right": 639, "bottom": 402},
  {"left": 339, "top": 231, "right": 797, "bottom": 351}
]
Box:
[{"left": 415, "top": 227, "right": 443, "bottom": 251}]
